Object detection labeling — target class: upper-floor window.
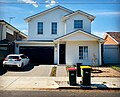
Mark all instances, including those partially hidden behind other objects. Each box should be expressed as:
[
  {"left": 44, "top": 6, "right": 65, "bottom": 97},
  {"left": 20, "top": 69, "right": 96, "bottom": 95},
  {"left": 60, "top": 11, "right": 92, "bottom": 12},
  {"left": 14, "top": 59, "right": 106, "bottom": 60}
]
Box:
[
  {"left": 38, "top": 22, "right": 43, "bottom": 34},
  {"left": 74, "top": 20, "right": 83, "bottom": 29},
  {"left": 51, "top": 22, "right": 57, "bottom": 34},
  {"left": 79, "top": 46, "right": 88, "bottom": 59}
]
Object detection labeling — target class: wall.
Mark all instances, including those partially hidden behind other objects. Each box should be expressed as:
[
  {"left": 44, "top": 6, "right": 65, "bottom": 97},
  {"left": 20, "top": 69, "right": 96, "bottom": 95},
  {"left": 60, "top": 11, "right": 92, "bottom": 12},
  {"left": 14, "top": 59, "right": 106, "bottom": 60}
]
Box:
[
  {"left": 66, "top": 41, "right": 98, "bottom": 65},
  {"left": 28, "top": 8, "right": 91, "bottom": 40},
  {"left": 104, "top": 35, "right": 117, "bottom": 45},
  {"left": 66, "top": 14, "right": 91, "bottom": 33},
  {"left": 28, "top": 9, "right": 69, "bottom": 40}
]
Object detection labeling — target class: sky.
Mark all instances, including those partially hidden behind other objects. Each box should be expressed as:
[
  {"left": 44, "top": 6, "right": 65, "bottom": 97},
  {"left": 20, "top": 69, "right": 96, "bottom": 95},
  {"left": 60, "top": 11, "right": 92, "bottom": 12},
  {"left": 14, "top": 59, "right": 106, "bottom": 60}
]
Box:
[{"left": 0, "top": 0, "right": 120, "bottom": 38}]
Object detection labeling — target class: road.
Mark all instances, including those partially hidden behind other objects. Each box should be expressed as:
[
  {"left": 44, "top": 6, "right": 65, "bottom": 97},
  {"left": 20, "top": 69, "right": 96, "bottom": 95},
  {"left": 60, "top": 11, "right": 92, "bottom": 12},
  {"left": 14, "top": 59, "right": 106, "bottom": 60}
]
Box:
[{"left": 0, "top": 90, "right": 120, "bottom": 97}]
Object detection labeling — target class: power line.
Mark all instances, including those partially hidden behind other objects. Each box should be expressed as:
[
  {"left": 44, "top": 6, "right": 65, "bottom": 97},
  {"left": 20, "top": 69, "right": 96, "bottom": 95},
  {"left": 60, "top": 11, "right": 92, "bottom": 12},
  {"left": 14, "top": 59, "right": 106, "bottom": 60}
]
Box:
[{"left": 0, "top": 2, "right": 120, "bottom": 4}]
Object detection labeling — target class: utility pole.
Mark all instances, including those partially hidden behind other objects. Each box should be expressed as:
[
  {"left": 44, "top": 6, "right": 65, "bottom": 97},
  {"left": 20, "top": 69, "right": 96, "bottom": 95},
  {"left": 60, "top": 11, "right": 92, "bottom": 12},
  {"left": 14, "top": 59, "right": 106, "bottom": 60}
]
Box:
[{"left": 9, "top": 17, "right": 15, "bottom": 24}]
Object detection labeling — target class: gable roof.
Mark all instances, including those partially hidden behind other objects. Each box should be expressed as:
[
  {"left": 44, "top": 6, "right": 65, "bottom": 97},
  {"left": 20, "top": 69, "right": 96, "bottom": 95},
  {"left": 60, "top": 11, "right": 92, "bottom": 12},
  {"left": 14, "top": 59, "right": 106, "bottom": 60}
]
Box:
[
  {"left": 63, "top": 10, "right": 95, "bottom": 22},
  {"left": 104, "top": 32, "right": 120, "bottom": 44},
  {"left": 55, "top": 29, "right": 103, "bottom": 41},
  {"left": 25, "top": 5, "right": 73, "bottom": 22}
]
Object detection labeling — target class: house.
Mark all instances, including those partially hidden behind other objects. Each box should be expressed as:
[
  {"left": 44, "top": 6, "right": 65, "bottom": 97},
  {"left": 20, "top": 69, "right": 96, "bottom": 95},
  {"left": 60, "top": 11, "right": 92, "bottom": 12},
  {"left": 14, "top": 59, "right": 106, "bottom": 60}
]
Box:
[
  {"left": 0, "top": 20, "right": 27, "bottom": 64},
  {"left": 104, "top": 32, "right": 120, "bottom": 65},
  {"left": 15, "top": 5, "right": 104, "bottom": 65}
]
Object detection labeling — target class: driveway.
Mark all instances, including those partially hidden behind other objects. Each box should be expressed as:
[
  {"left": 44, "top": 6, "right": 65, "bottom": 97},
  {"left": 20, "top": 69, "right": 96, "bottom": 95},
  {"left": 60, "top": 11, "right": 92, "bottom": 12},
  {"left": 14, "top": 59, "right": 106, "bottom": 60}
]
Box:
[{"left": 0, "top": 64, "right": 54, "bottom": 77}]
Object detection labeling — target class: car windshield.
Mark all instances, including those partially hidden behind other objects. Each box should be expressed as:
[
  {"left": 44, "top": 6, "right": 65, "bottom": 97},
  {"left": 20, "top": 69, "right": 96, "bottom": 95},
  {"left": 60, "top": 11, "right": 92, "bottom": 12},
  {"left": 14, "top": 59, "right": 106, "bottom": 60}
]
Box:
[{"left": 8, "top": 56, "right": 19, "bottom": 59}]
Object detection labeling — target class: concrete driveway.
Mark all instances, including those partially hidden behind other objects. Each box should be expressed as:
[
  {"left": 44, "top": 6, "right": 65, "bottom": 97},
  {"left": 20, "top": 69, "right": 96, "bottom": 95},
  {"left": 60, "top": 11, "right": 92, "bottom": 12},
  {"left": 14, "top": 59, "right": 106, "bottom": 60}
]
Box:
[{"left": 0, "top": 64, "right": 54, "bottom": 77}]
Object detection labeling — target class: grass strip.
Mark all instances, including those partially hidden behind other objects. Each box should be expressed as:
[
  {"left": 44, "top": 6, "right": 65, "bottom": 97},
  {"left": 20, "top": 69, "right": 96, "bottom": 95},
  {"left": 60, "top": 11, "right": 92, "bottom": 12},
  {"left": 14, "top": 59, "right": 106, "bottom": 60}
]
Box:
[
  {"left": 111, "top": 66, "right": 120, "bottom": 72},
  {"left": 50, "top": 66, "right": 57, "bottom": 77}
]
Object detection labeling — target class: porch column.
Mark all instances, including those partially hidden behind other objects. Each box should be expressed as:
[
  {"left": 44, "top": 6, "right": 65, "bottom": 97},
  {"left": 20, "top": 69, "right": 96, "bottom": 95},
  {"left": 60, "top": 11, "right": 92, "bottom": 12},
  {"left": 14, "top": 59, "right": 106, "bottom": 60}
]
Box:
[
  {"left": 57, "top": 42, "right": 59, "bottom": 65},
  {"left": 99, "top": 42, "right": 102, "bottom": 65}
]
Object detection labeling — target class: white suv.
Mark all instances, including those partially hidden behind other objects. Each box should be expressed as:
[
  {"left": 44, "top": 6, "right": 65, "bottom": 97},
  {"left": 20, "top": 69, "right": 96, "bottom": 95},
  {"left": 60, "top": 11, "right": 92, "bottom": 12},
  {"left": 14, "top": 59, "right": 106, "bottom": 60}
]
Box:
[{"left": 3, "top": 54, "right": 30, "bottom": 68}]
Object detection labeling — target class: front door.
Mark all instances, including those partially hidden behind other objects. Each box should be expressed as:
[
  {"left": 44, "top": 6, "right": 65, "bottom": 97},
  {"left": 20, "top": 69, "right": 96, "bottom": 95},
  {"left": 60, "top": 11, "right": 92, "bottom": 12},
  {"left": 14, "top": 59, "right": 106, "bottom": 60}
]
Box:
[{"left": 59, "top": 44, "right": 66, "bottom": 64}]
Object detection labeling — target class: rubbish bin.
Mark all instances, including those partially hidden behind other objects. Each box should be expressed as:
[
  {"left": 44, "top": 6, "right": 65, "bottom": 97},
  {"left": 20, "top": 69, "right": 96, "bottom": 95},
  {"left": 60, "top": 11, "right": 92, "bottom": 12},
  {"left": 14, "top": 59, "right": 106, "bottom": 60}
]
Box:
[
  {"left": 80, "top": 66, "right": 92, "bottom": 85},
  {"left": 77, "top": 63, "right": 82, "bottom": 77},
  {"left": 68, "top": 68, "right": 77, "bottom": 86}
]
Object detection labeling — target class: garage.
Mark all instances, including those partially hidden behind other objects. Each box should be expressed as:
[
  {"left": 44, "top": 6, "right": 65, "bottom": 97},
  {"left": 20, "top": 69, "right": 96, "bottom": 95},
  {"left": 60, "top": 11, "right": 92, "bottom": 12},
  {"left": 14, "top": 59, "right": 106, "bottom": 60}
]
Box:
[
  {"left": 19, "top": 46, "right": 54, "bottom": 64},
  {"left": 104, "top": 45, "right": 120, "bottom": 64}
]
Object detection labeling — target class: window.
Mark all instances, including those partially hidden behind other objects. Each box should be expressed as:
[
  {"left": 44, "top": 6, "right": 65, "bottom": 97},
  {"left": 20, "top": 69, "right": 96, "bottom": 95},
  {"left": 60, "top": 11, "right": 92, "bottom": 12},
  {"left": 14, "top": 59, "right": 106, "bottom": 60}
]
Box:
[
  {"left": 20, "top": 55, "right": 27, "bottom": 59},
  {"left": 38, "top": 22, "right": 43, "bottom": 34},
  {"left": 51, "top": 22, "right": 57, "bottom": 34},
  {"left": 79, "top": 46, "right": 88, "bottom": 59},
  {"left": 74, "top": 20, "right": 83, "bottom": 29}
]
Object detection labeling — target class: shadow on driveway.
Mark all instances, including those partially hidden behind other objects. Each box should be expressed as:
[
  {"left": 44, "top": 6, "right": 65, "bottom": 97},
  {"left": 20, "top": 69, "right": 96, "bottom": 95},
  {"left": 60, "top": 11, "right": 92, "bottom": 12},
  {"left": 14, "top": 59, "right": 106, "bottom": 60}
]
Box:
[
  {"left": 7, "top": 63, "right": 35, "bottom": 72},
  {"left": 0, "top": 67, "right": 7, "bottom": 75}
]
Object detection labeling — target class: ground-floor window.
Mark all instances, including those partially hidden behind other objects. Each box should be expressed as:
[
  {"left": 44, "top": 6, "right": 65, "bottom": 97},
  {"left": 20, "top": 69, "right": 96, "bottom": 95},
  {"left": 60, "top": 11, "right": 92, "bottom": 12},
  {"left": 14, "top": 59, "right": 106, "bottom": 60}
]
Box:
[{"left": 79, "top": 46, "right": 88, "bottom": 59}]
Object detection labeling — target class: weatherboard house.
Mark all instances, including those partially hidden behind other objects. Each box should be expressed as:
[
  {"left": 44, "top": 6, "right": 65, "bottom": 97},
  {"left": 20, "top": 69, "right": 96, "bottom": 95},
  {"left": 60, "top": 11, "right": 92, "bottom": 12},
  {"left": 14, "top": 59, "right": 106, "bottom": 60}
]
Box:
[{"left": 15, "top": 5, "right": 104, "bottom": 65}]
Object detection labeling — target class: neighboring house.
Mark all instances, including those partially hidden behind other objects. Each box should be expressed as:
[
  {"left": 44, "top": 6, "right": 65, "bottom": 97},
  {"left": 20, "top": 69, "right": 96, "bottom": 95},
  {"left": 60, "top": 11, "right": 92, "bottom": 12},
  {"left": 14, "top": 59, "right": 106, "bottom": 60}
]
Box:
[
  {"left": 0, "top": 20, "right": 27, "bottom": 63},
  {"left": 0, "top": 20, "right": 27, "bottom": 41},
  {"left": 104, "top": 32, "right": 120, "bottom": 65},
  {"left": 15, "top": 5, "right": 104, "bottom": 65}
]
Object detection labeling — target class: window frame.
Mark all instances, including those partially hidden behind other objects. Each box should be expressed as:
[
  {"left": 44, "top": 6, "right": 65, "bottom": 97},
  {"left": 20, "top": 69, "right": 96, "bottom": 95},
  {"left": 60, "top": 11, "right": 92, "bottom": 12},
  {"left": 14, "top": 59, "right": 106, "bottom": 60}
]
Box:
[
  {"left": 37, "top": 22, "right": 43, "bottom": 34},
  {"left": 51, "top": 22, "right": 57, "bottom": 34},
  {"left": 79, "top": 46, "right": 88, "bottom": 60},
  {"left": 74, "top": 20, "right": 83, "bottom": 29}
]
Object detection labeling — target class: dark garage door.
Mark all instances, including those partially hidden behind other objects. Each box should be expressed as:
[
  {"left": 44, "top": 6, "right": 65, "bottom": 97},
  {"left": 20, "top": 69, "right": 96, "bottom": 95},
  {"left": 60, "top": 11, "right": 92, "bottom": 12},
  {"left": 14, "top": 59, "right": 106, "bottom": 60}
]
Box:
[{"left": 19, "top": 46, "right": 54, "bottom": 64}]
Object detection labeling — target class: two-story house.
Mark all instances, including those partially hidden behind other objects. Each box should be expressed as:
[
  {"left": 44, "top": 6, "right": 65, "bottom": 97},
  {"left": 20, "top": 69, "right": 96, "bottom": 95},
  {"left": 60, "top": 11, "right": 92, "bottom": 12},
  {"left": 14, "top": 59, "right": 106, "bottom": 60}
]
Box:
[
  {"left": 15, "top": 5, "right": 104, "bottom": 65},
  {"left": 0, "top": 20, "right": 27, "bottom": 64}
]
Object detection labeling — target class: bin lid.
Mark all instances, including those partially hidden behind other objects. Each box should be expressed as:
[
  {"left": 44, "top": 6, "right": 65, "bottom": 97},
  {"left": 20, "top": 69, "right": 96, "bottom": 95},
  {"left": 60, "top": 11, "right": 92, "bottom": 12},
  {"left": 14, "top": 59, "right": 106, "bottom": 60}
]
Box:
[
  {"left": 68, "top": 67, "right": 76, "bottom": 71},
  {"left": 80, "top": 66, "right": 92, "bottom": 69}
]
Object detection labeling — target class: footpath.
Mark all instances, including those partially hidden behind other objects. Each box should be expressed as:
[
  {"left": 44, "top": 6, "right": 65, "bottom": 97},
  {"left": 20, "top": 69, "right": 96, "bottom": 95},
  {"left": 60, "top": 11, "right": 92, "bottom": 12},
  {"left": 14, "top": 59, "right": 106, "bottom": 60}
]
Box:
[
  {"left": 0, "top": 76, "right": 120, "bottom": 91},
  {"left": 0, "top": 66, "right": 120, "bottom": 90}
]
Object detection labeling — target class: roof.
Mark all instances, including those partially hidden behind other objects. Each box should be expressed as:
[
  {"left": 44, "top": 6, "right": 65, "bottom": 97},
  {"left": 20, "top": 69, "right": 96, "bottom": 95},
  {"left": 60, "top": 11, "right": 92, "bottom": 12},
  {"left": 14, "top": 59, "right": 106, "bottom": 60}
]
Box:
[
  {"left": 64, "top": 10, "right": 95, "bottom": 22},
  {"left": 25, "top": 5, "right": 73, "bottom": 22},
  {"left": 7, "top": 54, "right": 24, "bottom": 56},
  {"left": 55, "top": 29, "right": 103, "bottom": 41},
  {"left": 0, "top": 20, "right": 27, "bottom": 38},
  {"left": 15, "top": 40, "right": 54, "bottom": 44},
  {"left": 105, "top": 32, "right": 120, "bottom": 44}
]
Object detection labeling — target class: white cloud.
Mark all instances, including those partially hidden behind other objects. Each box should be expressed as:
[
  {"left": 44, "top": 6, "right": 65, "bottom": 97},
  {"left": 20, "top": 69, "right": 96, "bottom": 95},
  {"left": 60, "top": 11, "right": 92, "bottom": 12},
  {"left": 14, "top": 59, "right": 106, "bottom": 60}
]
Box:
[
  {"left": 21, "top": 29, "right": 28, "bottom": 35},
  {"left": 45, "top": 0, "right": 58, "bottom": 8},
  {"left": 18, "top": 0, "right": 38, "bottom": 7},
  {"left": 92, "top": 32, "right": 105, "bottom": 38},
  {"left": 93, "top": 11, "right": 120, "bottom": 16}
]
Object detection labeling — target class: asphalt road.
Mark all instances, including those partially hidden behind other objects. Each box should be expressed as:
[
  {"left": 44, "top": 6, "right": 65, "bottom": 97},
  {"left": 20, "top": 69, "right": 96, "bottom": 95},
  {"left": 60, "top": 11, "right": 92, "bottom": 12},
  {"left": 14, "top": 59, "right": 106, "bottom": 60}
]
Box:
[{"left": 0, "top": 90, "right": 120, "bottom": 97}]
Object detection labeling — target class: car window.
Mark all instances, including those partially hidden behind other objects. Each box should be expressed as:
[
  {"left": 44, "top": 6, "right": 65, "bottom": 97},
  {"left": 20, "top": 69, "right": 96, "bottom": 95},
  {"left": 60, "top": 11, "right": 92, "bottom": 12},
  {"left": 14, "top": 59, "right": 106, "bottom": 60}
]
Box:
[
  {"left": 8, "top": 56, "right": 19, "bottom": 59},
  {"left": 20, "top": 55, "right": 27, "bottom": 59}
]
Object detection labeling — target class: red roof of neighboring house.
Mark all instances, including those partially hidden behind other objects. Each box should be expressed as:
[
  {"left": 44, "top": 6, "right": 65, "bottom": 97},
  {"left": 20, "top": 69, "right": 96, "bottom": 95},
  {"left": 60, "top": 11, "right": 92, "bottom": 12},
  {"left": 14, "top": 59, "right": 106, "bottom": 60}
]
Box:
[{"left": 106, "top": 32, "right": 120, "bottom": 44}]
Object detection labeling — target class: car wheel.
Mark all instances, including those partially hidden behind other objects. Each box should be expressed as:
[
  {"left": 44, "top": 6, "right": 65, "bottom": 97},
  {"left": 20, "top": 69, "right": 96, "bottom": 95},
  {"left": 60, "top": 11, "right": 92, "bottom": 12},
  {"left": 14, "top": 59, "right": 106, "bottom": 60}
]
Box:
[
  {"left": 20, "top": 63, "right": 24, "bottom": 69},
  {"left": 4, "top": 65, "right": 8, "bottom": 70}
]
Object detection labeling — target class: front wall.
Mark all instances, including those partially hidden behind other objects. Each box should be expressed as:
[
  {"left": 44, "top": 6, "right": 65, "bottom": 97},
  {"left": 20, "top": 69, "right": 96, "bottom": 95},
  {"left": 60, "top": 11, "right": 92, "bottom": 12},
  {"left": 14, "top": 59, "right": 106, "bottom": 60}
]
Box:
[
  {"left": 61, "top": 32, "right": 97, "bottom": 41},
  {"left": 104, "top": 36, "right": 117, "bottom": 45},
  {"left": 66, "top": 14, "right": 91, "bottom": 33},
  {"left": 28, "top": 9, "right": 69, "bottom": 40},
  {"left": 66, "top": 41, "right": 98, "bottom": 65}
]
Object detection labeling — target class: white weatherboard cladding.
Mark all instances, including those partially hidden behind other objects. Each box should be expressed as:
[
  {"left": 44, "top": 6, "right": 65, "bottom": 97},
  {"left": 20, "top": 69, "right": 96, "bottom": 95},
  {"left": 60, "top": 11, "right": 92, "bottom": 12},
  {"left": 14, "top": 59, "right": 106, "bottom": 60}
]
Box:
[
  {"left": 7, "top": 28, "right": 14, "bottom": 35},
  {"left": 66, "top": 41, "right": 98, "bottom": 65},
  {"left": 2, "top": 25, "right": 7, "bottom": 40},
  {"left": 60, "top": 32, "right": 97, "bottom": 41},
  {"left": 66, "top": 14, "right": 91, "bottom": 34},
  {"left": 28, "top": 9, "right": 69, "bottom": 40}
]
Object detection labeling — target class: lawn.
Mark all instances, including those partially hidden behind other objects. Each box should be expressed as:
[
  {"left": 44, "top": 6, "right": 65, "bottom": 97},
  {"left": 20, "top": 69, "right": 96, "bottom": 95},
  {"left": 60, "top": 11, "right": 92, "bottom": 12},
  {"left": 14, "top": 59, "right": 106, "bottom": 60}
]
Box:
[
  {"left": 111, "top": 66, "right": 120, "bottom": 71},
  {"left": 50, "top": 66, "right": 57, "bottom": 77}
]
